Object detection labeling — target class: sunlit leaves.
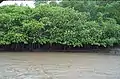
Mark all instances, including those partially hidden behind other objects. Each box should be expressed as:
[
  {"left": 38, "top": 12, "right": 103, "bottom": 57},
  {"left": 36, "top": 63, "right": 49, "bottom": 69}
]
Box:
[{"left": 0, "top": 4, "right": 120, "bottom": 47}]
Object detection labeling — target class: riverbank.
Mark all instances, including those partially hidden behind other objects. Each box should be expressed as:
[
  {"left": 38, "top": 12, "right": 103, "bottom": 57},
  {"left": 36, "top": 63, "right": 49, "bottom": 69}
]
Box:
[{"left": 0, "top": 44, "right": 120, "bottom": 55}]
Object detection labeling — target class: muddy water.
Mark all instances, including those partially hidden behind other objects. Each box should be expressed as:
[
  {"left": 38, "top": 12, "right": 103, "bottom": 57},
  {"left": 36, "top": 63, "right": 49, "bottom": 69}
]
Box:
[{"left": 0, "top": 52, "right": 120, "bottom": 79}]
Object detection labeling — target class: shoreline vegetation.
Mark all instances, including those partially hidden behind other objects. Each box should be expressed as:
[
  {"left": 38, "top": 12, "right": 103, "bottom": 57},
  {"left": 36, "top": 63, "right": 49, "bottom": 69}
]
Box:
[{"left": 0, "top": 1, "right": 120, "bottom": 52}]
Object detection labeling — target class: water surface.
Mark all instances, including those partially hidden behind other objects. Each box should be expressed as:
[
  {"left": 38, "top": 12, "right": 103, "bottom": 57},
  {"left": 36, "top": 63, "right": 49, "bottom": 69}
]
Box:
[{"left": 0, "top": 52, "right": 120, "bottom": 79}]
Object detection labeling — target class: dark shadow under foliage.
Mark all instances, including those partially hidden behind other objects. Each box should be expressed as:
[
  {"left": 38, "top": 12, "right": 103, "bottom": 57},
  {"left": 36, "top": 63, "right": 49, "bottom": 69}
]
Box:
[{"left": 0, "top": 43, "right": 110, "bottom": 52}]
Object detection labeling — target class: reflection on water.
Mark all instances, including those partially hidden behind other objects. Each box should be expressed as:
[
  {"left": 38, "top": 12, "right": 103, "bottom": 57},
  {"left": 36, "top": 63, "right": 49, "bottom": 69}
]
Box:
[{"left": 0, "top": 52, "right": 120, "bottom": 79}]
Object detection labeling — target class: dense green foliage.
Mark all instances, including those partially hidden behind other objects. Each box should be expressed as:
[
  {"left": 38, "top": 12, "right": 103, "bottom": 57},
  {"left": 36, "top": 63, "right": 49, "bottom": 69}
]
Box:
[
  {"left": 60, "top": 0, "right": 120, "bottom": 24},
  {"left": 0, "top": 1, "right": 120, "bottom": 48}
]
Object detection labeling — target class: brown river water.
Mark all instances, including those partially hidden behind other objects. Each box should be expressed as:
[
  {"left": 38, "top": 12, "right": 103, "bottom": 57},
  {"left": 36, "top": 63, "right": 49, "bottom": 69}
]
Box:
[{"left": 0, "top": 52, "right": 120, "bottom": 79}]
